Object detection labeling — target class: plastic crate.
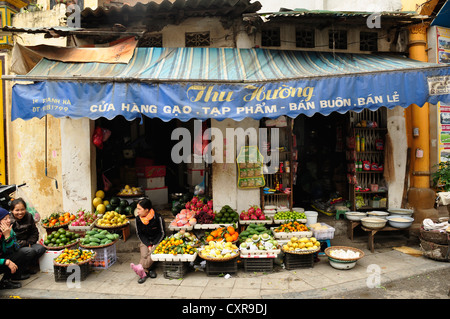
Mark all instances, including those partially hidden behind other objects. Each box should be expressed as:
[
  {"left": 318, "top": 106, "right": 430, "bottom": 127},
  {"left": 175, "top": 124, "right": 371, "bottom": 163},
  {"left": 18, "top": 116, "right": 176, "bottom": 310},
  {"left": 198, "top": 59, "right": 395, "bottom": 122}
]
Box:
[
  {"left": 54, "top": 263, "right": 91, "bottom": 282},
  {"left": 311, "top": 223, "right": 335, "bottom": 240},
  {"left": 205, "top": 259, "right": 238, "bottom": 276},
  {"left": 162, "top": 261, "right": 189, "bottom": 279},
  {"left": 243, "top": 258, "right": 274, "bottom": 273},
  {"left": 90, "top": 244, "right": 117, "bottom": 269},
  {"left": 284, "top": 252, "right": 314, "bottom": 270}
]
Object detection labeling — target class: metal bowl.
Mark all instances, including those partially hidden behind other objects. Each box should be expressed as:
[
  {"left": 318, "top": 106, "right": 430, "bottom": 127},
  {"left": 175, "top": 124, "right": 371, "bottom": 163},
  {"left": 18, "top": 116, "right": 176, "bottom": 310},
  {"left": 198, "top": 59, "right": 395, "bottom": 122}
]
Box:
[
  {"left": 388, "top": 208, "right": 413, "bottom": 217},
  {"left": 345, "top": 211, "right": 367, "bottom": 221},
  {"left": 367, "top": 211, "right": 390, "bottom": 219},
  {"left": 386, "top": 216, "right": 414, "bottom": 229},
  {"left": 361, "top": 217, "right": 387, "bottom": 229}
]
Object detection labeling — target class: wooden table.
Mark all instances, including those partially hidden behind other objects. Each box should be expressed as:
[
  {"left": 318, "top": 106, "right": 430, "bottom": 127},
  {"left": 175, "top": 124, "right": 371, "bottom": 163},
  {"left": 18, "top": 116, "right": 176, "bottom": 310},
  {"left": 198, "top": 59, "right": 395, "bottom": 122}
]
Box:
[
  {"left": 347, "top": 221, "right": 361, "bottom": 241},
  {"left": 361, "top": 225, "right": 409, "bottom": 253}
]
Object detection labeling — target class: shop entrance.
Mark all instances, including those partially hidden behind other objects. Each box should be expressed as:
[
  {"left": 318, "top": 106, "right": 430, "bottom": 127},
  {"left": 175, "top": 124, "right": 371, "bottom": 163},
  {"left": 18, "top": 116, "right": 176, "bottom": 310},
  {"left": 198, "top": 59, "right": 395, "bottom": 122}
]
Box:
[
  {"left": 293, "top": 112, "right": 349, "bottom": 210},
  {"left": 94, "top": 116, "right": 209, "bottom": 211}
]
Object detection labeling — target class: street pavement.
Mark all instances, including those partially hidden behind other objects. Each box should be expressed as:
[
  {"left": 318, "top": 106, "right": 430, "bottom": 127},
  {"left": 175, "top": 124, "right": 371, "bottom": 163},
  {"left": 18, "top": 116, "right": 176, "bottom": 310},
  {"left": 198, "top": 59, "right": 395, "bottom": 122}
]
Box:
[{"left": 0, "top": 215, "right": 449, "bottom": 301}]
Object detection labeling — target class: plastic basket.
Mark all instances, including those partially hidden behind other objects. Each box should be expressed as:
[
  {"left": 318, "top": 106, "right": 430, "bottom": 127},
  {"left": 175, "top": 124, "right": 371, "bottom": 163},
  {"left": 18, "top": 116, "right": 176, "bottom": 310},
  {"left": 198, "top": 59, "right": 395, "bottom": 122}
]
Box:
[
  {"left": 54, "top": 262, "right": 91, "bottom": 282},
  {"left": 311, "top": 223, "right": 335, "bottom": 240},
  {"left": 89, "top": 244, "right": 117, "bottom": 269},
  {"left": 205, "top": 259, "right": 238, "bottom": 276},
  {"left": 162, "top": 261, "right": 189, "bottom": 279},
  {"left": 284, "top": 252, "right": 314, "bottom": 269},
  {"left": 243, "top": 258, "right": 274, "bottom": 273}
]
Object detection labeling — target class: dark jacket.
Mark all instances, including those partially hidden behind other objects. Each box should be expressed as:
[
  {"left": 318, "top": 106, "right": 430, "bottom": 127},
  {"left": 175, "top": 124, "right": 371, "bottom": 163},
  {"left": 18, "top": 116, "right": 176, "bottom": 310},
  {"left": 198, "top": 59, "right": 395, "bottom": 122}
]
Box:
[
  {"left": 10, "top": 212, "right": 40, "bottom": 248},
  {"left": 135, "top": 212, "right": 166, "bottom": 247}
]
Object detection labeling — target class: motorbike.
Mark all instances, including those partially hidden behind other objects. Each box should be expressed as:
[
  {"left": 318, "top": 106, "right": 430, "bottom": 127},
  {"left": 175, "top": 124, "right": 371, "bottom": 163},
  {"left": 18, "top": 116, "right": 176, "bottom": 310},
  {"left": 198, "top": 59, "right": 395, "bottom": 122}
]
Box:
[{"left": 0, "top": 183, "right": 26, "bottom": 210}]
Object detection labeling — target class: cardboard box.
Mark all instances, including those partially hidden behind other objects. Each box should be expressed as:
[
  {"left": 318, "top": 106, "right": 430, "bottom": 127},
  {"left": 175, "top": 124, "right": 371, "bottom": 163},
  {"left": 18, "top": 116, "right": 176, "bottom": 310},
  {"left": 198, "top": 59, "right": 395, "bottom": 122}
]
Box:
[
  {"left": 136, "top": 165, "right": 166, "bottom": 178},
  {"left": 145, "top": 187, "right": 168, "bottom": 206},
  {"left": 187, "top": 168, "right": 205, "bottom": 186},
  {"left": 39, "top": 250, "right": 63, "bottom": 273},
  {"left": 138, "top": 177, "right": 165, "bottom": 189}
]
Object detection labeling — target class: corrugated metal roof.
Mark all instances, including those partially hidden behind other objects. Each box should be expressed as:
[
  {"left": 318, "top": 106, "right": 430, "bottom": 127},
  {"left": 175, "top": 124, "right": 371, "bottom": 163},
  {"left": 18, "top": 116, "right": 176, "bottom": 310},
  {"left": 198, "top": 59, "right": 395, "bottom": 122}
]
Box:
[
  {"left": 80, "top": 0, "right": 262, "bottom": 27},
  {"left": 257, "top": 9, "right": 429, "bottom": 22},
  {"left": 7, "top": 47, "right": 445, "bottom": 83}
]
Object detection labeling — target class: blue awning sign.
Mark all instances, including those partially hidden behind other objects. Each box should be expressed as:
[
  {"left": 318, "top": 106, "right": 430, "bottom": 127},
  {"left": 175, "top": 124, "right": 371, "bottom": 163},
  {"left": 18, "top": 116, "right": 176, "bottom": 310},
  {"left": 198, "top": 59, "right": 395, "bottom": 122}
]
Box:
[{"left": 7, "top": 47, "right": 450, "bottom": 121}]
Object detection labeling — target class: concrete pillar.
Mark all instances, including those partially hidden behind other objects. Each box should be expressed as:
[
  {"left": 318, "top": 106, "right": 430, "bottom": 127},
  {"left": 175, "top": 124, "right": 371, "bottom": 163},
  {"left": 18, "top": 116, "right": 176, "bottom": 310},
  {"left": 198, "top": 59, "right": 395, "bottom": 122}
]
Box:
[
  {"left": 211, "top": 118, "right": 260, "bottom": 213},
  {"left": 406, "top": 23, "right": 439, "bottom": 235},
  {"left": 60, "top": 118, "right": 96, "bottom": 213}
]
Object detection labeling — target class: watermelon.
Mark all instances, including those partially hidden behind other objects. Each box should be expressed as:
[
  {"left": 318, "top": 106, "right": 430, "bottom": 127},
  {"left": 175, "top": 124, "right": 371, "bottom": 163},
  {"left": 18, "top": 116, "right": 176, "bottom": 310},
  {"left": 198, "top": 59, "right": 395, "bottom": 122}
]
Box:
[
  {"left": 110, "top": 197, "right": 120, "bottom": 207},
  {"left": 120, "top": 199, "right": 128, "bottom": 208}
]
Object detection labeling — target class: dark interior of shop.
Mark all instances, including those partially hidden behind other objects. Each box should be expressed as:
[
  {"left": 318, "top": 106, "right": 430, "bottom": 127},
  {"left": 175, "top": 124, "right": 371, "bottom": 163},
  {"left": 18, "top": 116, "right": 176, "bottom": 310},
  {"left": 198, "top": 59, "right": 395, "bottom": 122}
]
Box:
[
  {"left": 293, "top": 113, "right": 349, "bottom": 209},
  {"left": 94, "top": 113, "right": 350, "bottom": 211},
  {"left": 95, "top": 116, "right": 188, "bottom": 199}
]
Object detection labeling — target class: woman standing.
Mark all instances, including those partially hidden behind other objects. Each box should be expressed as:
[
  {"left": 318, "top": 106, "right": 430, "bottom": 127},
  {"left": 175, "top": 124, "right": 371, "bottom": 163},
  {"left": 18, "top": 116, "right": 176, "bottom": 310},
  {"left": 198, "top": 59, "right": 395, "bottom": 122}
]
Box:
[
  {"left": 10, "top": 198, "right": 46, "bottom": 275},
  {"left": 133, "top": 198, "right": 165, "bottom": 283}
]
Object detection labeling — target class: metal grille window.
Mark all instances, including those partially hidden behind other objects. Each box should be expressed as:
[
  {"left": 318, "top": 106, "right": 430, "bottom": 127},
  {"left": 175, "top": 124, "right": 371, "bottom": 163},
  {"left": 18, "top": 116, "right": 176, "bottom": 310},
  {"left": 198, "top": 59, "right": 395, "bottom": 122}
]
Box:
[
  {"left": 329, "top": 30, "right": 347, "bottom": 50},
  {"left": 138, "top": 34, "right": 163, "bottom": 47},
  {"left": 360, "top": 32, "right": 378, "bottom": 52},
  {"left": 261, "top": 28, "right": 281, "bottom": 47},
  {"left": 185, "top": 32, "right": 210, "bottom": 47},
  {"left": 296, "top": 29, "right": 315, "bottom": 48}
]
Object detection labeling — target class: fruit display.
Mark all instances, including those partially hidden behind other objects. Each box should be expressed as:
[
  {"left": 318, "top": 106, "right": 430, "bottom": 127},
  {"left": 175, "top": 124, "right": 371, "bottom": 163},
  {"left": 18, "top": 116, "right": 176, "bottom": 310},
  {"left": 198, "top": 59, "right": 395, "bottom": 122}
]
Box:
[
  {"left": 93, "top": 189, "right": 137, "bottom": 217},
  {"left": 239, "top": 233, "right": 280, "bottom": 254},
  {"left": 238, "top": 223, "right": 271, "bottom": 243},
  {"left": 93, "top": 190, "right": 107, "bottom": 215},
  {"left": 152, "top": 231, "right": 198, "bottom": 258},
  {"left": 117, "top": 185, "right": 143, "bottom": 196},
  {"left": 41, "top": 212, "right": 75, "bottom": 228},
  {"left": 69, "top": 209, "right": 98, "bottom": 229},
  {"left": 54, "top": 248, "right": 95, "bottom": 265},
  {"left": 80, "top": 228, "right": 120, "bottom": 247},
  {"left": 273, "top": 210, "right": 307, "bottom": 221},
  {"left": 199, "top": 240, "right": 239, "bottom": 260},
  {"left": 183, "top": 196, "right": 215, "bottom": 224},
  {"left": 106, "top": 196, "right": 137, "bottom": 217},
  {"left": 204, "top": 226, "right": 239, "bottom": 243},
  {"left": 169, "top": 209, "right": 197, "bottom": 229},
  {"left": 272, "top": 221, "right": 312, "bottom": 239},
  {"left": 43, "top": 228, "right": 80, "bottom": 248},
  {"left": 273, "top": 221, "right": 310, "bottom": 233},
  {"left": 214, "top": 205, "right": 239, "bottom": 224},
  {"left": 282, "top": 236, "right": 321, "bottom": 253},
  {"left": 239, "top": 206, "right": 268, "bottom": 221},
  {"left": 96, "top": 211, "right": 129, "bottom": 228}
]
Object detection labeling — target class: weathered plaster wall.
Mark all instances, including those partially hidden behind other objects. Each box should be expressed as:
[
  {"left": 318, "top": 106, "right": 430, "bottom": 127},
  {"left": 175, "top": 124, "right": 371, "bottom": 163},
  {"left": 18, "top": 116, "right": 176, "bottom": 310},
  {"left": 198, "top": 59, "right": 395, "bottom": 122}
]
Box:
[
  {"left": 6, "top": 6, "right": 68, "bottom": 218},
  {"left": 211, "top": 119, "right": 261, "bottom": 213}
]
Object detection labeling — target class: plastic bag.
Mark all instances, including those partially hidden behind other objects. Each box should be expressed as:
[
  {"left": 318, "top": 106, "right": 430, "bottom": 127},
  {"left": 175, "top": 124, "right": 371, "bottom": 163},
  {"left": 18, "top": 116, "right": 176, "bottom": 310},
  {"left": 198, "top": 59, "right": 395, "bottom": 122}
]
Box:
[{"left": 92, "top": 126, "right": 104, "bottom": 149}]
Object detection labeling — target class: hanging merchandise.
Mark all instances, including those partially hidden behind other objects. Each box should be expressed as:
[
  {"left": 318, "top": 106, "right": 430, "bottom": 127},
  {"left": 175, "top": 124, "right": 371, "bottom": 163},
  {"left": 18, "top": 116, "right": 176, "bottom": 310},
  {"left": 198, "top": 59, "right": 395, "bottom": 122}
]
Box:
[
  {"left": 355, "top": 133, "right": 360, "bottom": 152},
  {"left": 236, "top": 146, "right": 265, "bottom": 189},
  {"left": 92, "top": 126, "right": 104, "bottom": 149}
]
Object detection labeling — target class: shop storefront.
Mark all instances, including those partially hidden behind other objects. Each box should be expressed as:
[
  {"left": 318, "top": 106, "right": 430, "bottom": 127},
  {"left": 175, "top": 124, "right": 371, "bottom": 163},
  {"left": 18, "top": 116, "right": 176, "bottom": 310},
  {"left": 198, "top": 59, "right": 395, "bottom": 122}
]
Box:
[{"left": 4, "top": 44, "right": 450, "bottom": 214}]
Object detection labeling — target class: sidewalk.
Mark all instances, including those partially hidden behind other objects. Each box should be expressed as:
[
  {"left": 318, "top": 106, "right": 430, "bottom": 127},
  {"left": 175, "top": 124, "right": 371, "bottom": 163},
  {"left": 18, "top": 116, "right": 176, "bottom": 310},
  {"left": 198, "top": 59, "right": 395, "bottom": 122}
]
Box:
[{"left": 1, "top": 237, "right": 448, "bottom": 299}]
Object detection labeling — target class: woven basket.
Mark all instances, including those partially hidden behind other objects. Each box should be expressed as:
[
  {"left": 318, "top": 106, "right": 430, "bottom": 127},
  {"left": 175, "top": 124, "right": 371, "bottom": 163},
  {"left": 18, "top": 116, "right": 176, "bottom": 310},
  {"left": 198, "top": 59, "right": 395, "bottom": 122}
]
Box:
[
  {"left": 79, "top": 239, "right": 118, "bottom": 249},
  {"left": 198, "top": 251, "right": 240, "bottom": 262},
  {"left": 419, "top": 226, "right": 448, "bottom": 245},
  {"left": 95, "top": 220, "right": 129, "bottom": 230},
  {"left": 324, "top": 246, "right": 365, "bottom": 262},
  {"left": 419, "top": 238, "right": 449, "bottom": 262},
  {"left": 43, "top": 240, "right": 79, "bottom": 251},
  {"left": 53, "top": 252, "right": 97, "bottom": 267},
  {"left": 282, "top": 247, "right": 320, "bottom": 255}
]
